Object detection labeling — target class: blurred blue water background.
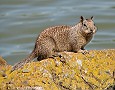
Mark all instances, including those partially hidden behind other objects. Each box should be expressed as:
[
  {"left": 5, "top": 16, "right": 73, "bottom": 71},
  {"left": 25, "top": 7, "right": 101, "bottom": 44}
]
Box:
[{"left": 0, "top": 0, "right": 115, "bottom": 65}]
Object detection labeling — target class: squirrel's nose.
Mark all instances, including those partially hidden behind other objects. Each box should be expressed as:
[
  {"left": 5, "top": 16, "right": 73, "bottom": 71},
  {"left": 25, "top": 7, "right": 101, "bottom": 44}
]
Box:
[{"left": 90, "top": 29, "right": 93, "bottom": 32}]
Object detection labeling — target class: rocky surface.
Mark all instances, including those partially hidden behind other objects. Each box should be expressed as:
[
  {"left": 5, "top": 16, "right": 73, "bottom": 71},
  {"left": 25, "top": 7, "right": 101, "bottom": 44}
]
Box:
[{"left": 0, "top": 49, "right": 115, "bottom": 90}]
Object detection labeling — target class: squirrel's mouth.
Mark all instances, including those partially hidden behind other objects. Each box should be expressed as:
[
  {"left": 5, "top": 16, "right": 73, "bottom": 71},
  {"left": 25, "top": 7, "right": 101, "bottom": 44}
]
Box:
[
  {"left": 87, "top": 31, "right": 93, "bottom": 36},
  {"left": 89, "top": 29, "right": 97, "bottom": 35},
  {"left": 90, "top": 31, "right": 93, "bottom": 34}
]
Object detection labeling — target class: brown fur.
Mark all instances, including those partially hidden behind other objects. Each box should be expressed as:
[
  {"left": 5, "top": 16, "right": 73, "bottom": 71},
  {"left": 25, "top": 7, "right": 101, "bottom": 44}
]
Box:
[{"left": 12, "top": 16, "right": 97, "bottom": 71}]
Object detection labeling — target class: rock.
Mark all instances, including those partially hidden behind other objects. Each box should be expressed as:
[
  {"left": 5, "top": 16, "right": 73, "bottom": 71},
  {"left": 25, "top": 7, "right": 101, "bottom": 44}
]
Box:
[
  {"left": 22, "top": 69, "right": 30, "bottom": 73},
  {"left": 0, "top": 49, "right": 115, "bottom": 90}
]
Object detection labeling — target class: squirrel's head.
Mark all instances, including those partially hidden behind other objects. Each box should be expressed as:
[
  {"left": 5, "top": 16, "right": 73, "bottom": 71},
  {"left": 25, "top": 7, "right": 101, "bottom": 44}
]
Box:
[{"left": 80, "top": 16, "right": 97, "bottom": 36}]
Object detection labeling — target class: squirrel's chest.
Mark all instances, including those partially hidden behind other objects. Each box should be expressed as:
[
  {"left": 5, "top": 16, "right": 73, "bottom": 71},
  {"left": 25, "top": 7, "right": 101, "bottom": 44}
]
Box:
[
  {"left": 73, "top": 35, "right": 92, "bottom": 47},
  {"left": 86, "top": 35, "right": 93, "bottom": 44}
]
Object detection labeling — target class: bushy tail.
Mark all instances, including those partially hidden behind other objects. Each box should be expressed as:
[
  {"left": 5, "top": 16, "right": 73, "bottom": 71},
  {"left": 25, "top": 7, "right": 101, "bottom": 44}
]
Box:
[{"left": 11, "top": 50, "right": 36, "bottom": 72}]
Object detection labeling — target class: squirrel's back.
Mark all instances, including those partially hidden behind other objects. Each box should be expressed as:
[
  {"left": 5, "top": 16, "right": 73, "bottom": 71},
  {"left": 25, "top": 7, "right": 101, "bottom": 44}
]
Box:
[{"left": 38, "top": 25, "right": 72, "bottom": 52}]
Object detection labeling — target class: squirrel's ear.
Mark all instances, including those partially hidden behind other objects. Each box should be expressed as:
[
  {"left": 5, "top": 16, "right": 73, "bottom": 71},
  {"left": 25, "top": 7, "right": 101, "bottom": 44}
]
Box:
[
  {"left": 91, "top": 16, "right": 94, "bottom": 20},
  {"left": 80, "top": 16, "right": 84, "bottom": 24}
]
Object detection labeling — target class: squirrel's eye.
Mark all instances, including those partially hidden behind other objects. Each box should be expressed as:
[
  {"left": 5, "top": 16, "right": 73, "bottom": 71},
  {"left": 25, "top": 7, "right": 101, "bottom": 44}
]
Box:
[{"left": 83, "top": 24, "right": 87, "bottom": 27}]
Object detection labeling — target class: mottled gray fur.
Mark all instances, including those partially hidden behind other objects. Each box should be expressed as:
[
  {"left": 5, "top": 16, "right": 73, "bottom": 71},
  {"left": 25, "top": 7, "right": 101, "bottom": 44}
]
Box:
[{"left": 12, "top": 16, "right": 97, "bottom": 71}]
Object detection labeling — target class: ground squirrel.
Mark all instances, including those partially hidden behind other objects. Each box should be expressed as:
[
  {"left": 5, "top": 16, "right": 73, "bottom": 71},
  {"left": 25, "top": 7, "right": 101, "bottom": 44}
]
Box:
[{"left": 12, "top": 16, "right": 97, "bottom": 71}]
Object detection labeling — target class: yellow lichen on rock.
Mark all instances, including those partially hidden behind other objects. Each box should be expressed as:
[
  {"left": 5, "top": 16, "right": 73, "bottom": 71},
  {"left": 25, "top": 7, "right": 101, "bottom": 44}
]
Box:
[{"left": 0, "top": 49, "right": 115, "bottom": 90}]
